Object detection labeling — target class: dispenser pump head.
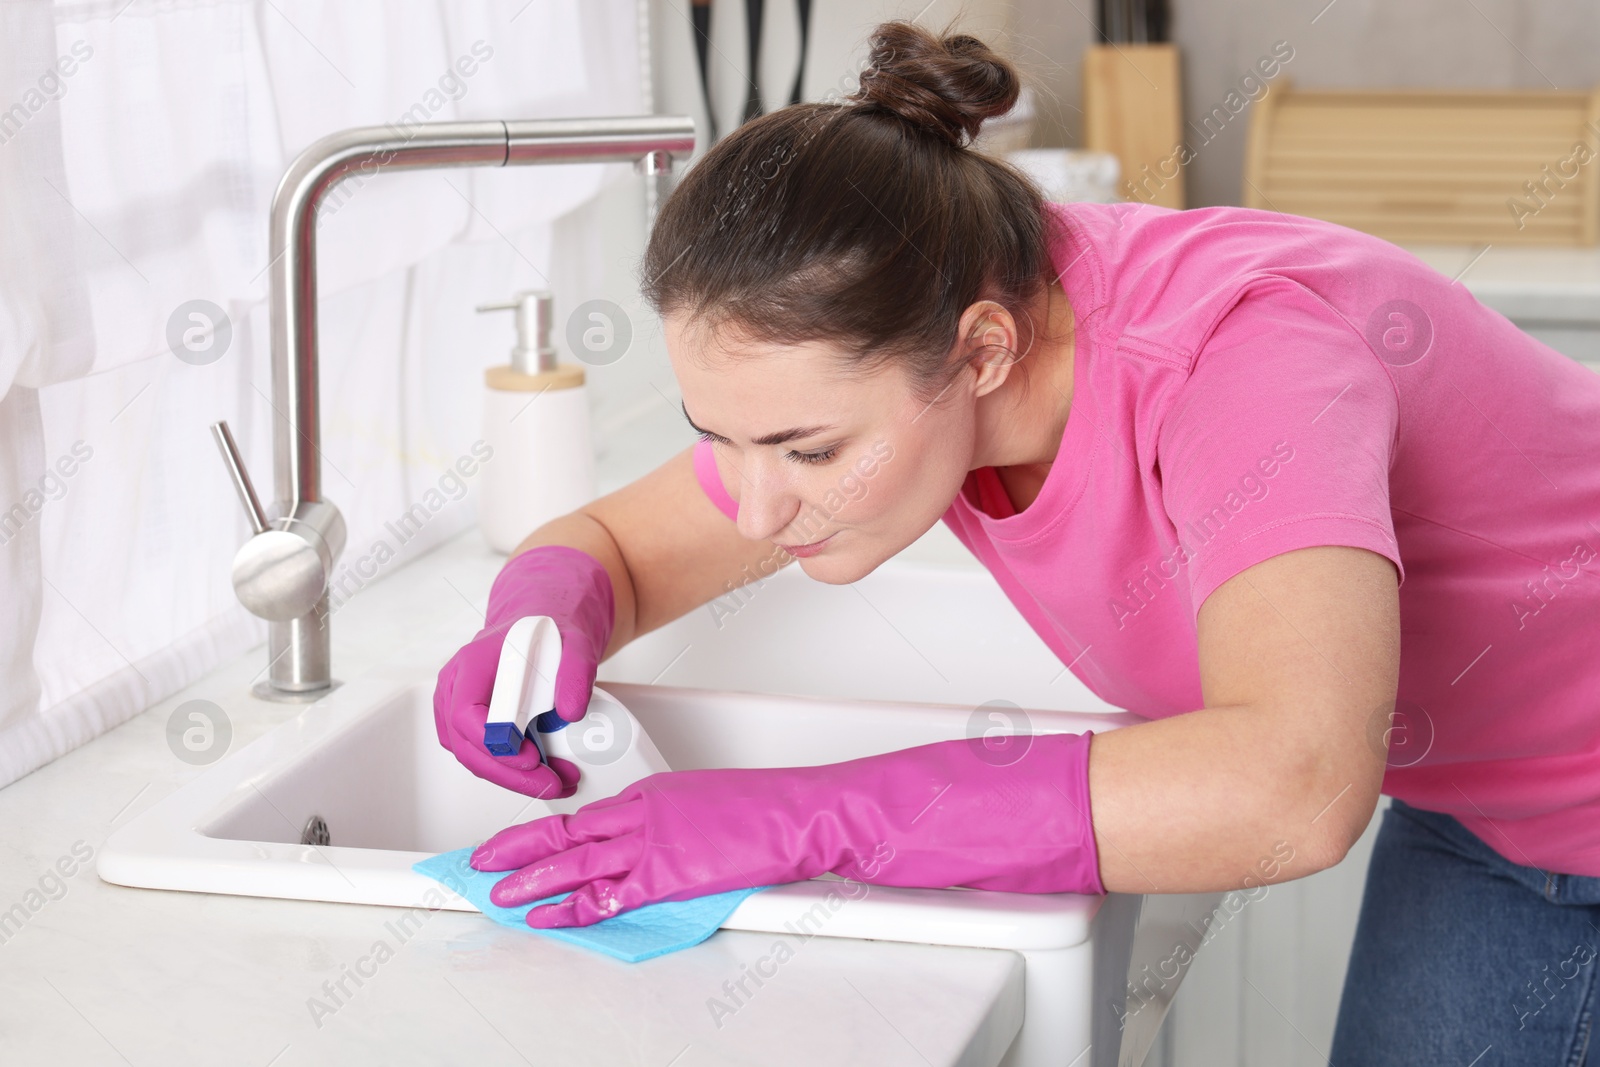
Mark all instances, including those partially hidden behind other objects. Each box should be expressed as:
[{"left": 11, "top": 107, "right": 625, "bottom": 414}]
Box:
[{"left": 475, "top": 290, "right": 558, "bottom": 374}]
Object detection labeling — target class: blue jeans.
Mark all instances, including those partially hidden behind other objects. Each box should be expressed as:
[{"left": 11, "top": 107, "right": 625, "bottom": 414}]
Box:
[{"left": 1330, "top": 798, "right": 1600, "bottom": 1066}]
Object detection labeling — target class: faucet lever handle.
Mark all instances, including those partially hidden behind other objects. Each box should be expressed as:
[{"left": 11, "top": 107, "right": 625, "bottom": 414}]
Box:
[
  {"left": 210, "top": 418, "right": 346, "bottom": 624},
  {"left": 210, "top": 420, "right": 269, "bottom": 536}
]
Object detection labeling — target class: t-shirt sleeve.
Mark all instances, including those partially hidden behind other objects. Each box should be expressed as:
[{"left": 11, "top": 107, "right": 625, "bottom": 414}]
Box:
[
  {"left": 1157, "top": 279, "right": 1405, "bottom": 619},
  {"left": 691, "top": 437, "right": 740, "bottom": 522}
]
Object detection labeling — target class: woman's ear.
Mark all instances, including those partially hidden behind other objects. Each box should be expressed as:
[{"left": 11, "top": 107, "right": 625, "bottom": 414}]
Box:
[{"left": 959, "top": 301, "right": 1024, "bottom": 399}]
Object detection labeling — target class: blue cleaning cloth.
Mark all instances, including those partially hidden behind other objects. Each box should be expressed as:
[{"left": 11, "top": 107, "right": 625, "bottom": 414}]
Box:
[{"left": 413, "top": 847, "right": 769, "bottom": 963}]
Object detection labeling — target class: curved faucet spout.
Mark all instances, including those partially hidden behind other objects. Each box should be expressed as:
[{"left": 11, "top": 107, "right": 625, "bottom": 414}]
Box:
[{"left": 236, "top": 115, "right": 696, "bottom": 701}]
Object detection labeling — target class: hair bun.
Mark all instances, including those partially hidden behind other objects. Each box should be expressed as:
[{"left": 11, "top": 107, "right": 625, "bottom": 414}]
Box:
[{"left": 850, "top": 20, "right": 1020, "bottom": 149}]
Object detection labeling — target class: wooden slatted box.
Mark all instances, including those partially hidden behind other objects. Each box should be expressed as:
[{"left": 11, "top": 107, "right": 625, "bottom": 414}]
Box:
[{"left": 1243, "top": 82, "right": 1600, "bottom": 245}]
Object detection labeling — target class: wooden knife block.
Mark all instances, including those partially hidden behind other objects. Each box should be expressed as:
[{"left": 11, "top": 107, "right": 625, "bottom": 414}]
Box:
[{"left": 1083, "top": 43, "right": 1186, "bottom": 209}]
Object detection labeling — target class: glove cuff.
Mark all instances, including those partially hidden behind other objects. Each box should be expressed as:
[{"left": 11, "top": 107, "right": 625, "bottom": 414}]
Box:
[{"left": 487, "top": 544, "right": 615, "bottom": 635}]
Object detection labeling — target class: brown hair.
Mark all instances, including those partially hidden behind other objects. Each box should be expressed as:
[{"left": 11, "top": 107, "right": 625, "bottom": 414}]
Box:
[{"left": 640, "top": 19, "right": 1058, "bottom": 403}]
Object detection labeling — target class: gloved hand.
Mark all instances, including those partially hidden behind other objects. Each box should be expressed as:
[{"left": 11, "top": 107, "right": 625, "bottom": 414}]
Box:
[
  {"left": 469, "top": 730, "right": 1104, "bottom": 927},
  {"left": 433, "top": 544, "right": 615, "bottom": 801}
]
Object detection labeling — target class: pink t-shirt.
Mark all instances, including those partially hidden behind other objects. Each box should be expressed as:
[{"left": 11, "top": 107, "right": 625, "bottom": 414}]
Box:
[{"left": 691, "top": 200, "right": 1600, "bottom": 877}]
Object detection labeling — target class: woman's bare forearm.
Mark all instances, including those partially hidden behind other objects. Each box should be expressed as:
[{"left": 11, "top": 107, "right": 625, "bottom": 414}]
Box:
[
  {"left": 1088, "top": 700, "right": 1383, "bottom": 894},
  {"left": 1091, "top": 546, "right": 1398, "bottom": 894},
  {"left": 507, "top": 446, "right": 784, "bottom": 659}
]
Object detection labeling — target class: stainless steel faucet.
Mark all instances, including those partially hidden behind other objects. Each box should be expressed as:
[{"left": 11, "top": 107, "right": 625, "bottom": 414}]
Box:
[{"left": 209, "top": 116, "right": 696, "bottom": 702}]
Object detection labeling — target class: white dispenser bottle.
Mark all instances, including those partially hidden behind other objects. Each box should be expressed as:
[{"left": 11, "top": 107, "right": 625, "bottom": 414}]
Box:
[
  {"left": 483, "top": 615, "right": 670, "bottom": 803},
  {"left": 476, "top": 291, "right": 597, "bottom": 555}
]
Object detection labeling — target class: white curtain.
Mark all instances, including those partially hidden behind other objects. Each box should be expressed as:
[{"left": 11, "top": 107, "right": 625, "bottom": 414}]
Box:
[{"left": 0, "top": 0, "right": 648, "bottom": 786}]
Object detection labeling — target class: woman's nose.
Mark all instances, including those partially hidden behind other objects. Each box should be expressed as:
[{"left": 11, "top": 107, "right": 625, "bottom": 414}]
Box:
[{"left": 734, "top": 458, "right": 799, "bottom": 543}]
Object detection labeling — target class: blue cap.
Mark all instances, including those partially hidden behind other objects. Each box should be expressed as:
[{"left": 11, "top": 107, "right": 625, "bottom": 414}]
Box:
[
  {"left": 534, "top": 709, "right": 569, "bottom": 733},
  {"left": 482, "top": 721, "right": 525, "bottom": 757}
]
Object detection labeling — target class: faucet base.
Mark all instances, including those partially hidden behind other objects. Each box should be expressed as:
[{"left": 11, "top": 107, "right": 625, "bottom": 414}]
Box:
[
  {"left": 249, "top": 681, "right": 340, "bottom": 703},
  {"left": 252, "top": 678, "right": 343, "bottom": 704}
]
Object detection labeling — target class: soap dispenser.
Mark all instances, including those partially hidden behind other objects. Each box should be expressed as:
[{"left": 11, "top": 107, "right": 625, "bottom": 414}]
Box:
[{"left": 476, "top": 290, "right": 597, "bottom": 555}]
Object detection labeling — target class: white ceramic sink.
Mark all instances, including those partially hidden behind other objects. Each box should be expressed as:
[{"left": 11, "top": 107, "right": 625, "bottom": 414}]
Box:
[{"left": 99, "top": 559, "right": 1219, "bottom": 1067}]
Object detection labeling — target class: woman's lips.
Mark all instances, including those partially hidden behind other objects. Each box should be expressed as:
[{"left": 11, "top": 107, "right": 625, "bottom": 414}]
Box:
[{"left": 778, "top": 532, "right": 835, "bottom": 558}]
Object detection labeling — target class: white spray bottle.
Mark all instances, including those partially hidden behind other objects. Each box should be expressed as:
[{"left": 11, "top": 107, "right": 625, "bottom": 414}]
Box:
[{"left": 483, "top": 615, "right": 670, "bottom": 799}]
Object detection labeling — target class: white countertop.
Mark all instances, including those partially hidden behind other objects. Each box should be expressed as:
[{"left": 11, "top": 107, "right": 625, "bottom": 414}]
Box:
[{"left": 0, "top": 504, "right": 1016, "bottom": 1065}]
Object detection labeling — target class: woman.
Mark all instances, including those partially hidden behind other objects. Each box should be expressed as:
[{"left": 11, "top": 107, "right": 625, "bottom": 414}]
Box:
[{"left": 434, "top": 20, "right": 1600, "bottom": 1063}]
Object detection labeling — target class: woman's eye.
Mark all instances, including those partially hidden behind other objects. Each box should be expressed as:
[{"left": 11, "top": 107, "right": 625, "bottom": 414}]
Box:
[{"left": 788, "top": 446, "right": 839, "bottom": 465}]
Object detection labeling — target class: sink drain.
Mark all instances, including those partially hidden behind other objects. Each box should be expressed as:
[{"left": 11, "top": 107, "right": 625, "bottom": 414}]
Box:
[{"left": 300, "top": 815, "right": 330, "bottom": 846}]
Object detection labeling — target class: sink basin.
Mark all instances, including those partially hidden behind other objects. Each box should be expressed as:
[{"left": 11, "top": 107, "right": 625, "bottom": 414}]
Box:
[
  {"left": 599, "top": 557, "right": 1125, "bottom": 712},
  {"left": 100, "top": 558, "right": 1219, "bottom": 1067}
]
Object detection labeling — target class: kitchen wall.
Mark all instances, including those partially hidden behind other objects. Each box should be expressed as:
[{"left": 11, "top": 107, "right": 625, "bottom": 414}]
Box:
[{"left": 1016, "top": 0, "right": 1600, "bottom": 208}]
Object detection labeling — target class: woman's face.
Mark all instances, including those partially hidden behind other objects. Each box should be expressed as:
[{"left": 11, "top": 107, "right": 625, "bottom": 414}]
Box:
[{"left": 666, "top": 313, "right": 984, "bottom": 584}]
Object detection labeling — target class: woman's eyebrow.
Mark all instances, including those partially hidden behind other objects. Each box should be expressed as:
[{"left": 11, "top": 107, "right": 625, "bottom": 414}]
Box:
[
  {"left": 679, "top": 401, "right": 721, "bottom": 438},
  {"left": 680, "top": 401, "right": 834, "bottom": 447}
]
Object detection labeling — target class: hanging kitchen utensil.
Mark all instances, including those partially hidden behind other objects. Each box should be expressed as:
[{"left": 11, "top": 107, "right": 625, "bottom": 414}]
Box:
[
  {"left": 688, "top": 0, "right": 812, "bottom": 141},
  {"left": 742, "top": 0, "right": 764, "bottom": 123},
  {"left": 691, "top": 0, "right": 718, "bottom": 142},
  {"left": 787, "top": 0, "right": 813, "bottom": 105}
]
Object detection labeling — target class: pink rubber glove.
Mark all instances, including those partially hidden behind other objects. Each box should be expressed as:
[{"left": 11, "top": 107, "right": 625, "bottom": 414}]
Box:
[
  {"left": 433, "top": 545, "right": 615, "bottom": 800},
  {"left": 469, "top": 730, "right": 1104, "bottom": 927}
]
